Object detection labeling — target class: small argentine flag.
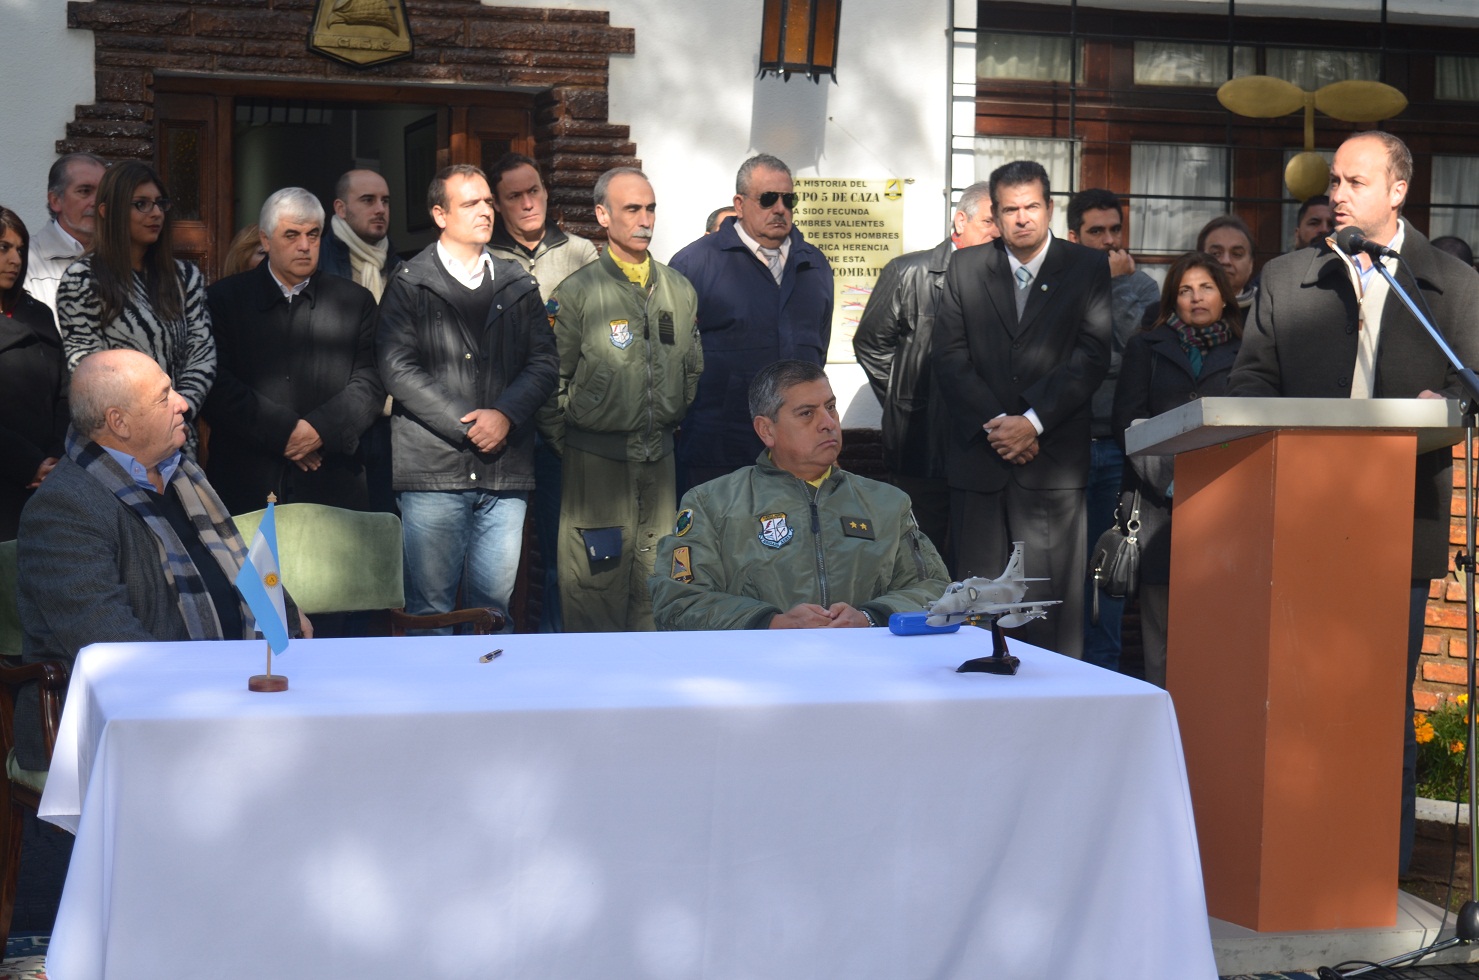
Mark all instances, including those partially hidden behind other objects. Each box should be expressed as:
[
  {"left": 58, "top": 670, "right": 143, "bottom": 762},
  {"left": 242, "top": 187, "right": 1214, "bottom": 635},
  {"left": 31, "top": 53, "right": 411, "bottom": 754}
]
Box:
[{"left": 236, "top": 501, "right": 290, "bottom": 655}]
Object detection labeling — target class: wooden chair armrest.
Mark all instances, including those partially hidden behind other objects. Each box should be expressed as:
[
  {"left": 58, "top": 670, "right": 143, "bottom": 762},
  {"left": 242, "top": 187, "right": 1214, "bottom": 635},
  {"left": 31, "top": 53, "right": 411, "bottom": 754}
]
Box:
[
  {"left": 388, "top": 607, "right": 506, "bottom": 636},
  {"left": 0, "top": 658, "right": 69, "bottom": 767}
]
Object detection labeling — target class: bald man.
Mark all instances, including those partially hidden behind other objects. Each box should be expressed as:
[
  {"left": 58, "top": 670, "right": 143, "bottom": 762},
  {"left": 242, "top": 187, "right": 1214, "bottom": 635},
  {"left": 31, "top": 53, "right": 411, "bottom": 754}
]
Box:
[{"left": 15, "top": 350, "right": 301, "bottom": 769}]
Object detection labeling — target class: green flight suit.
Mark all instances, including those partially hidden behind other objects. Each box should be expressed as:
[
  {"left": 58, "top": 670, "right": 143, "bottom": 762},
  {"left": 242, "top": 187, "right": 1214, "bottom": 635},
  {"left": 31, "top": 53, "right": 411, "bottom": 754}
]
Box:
[{"left": 651, "top": 451, "right": 950, "bottom": 631}]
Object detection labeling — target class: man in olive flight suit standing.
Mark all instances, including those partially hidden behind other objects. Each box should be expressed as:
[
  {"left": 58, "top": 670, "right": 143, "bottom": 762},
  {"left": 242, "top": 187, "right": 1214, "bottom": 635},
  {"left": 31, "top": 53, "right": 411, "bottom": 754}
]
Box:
[{"left": 538, "top": 168, "right": 703, "bottom": 632}]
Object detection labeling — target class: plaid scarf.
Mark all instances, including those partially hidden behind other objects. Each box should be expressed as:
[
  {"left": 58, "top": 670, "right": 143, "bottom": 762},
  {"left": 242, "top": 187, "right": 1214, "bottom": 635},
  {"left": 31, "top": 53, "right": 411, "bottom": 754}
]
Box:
[
  {"left": 67, "top": 429, "right": 255, "bottom": 640},
  {"left": 1167, "top": 313, "right": 1234, "bottom": 377}
]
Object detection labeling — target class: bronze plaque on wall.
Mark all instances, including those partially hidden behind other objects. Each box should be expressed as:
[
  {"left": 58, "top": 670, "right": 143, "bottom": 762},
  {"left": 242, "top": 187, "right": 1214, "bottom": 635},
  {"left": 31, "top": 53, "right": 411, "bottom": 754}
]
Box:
[{"left": 309, "top": 0, "right": 413, "bottom": 68}]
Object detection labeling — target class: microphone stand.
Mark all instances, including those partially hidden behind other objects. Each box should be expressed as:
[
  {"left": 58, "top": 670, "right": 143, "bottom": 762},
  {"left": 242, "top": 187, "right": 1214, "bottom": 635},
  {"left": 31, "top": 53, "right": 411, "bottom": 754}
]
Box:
[{"left": 1320, "top": 259, "right": 1479, "bottom": 977}]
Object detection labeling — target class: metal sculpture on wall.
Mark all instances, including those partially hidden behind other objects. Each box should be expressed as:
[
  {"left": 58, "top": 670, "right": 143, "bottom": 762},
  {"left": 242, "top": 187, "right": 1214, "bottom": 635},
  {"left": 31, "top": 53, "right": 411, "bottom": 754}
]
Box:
[{"left": 1218, "top": 75, "right": 1408, "bottom": 200}]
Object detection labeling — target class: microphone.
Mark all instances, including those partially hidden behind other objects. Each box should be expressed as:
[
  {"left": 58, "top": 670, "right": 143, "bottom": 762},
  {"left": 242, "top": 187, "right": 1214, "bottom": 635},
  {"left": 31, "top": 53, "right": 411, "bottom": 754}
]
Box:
[{"left": 1335, "top": 226, "right": 1399, "bottom": 261}]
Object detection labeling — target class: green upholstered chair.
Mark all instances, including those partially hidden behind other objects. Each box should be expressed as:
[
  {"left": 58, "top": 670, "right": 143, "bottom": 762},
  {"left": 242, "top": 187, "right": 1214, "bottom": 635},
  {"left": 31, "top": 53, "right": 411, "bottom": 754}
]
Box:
[
  {"left": 233, "top": 503, "right": 505, "bottom": 635},
  {"left": 0, "top": 539, "right": 68, "bottom": 952}
]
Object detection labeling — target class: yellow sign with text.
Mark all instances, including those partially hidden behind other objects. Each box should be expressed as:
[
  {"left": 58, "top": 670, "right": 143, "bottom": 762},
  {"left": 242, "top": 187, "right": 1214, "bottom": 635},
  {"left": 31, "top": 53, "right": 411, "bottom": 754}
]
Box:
[{"left": 792, "top": 178, "right": 905, "bottom": 364}]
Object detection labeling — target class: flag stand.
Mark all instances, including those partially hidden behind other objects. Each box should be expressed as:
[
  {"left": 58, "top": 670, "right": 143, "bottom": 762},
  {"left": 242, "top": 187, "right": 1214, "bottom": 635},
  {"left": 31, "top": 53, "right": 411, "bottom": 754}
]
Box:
[{"left": 249, "top": 639, "right": 288, "bottom": 693}]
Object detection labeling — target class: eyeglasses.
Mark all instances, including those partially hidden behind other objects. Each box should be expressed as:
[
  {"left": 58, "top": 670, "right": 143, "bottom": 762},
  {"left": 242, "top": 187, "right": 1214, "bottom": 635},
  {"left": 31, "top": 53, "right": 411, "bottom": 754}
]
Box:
[
  {"left": 754, "top": 191, "right": 797, "bottom": 210},
  {"left": 130, "top": 198, "right": 172, "bottom": 214}
]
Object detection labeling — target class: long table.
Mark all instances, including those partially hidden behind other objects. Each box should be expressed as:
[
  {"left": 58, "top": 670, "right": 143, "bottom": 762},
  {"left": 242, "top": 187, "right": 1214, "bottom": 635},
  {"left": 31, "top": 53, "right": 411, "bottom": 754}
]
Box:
[{"left": 39, "top": 629, "right": 1216, "bottom": 979}]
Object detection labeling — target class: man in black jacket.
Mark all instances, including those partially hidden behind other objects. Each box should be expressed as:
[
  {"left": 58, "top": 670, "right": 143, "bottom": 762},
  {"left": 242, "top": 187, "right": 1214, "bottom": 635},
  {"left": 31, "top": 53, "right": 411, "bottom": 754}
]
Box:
[
  {"left": 932, "top": 161, "right": 1112, "bottom": 658},
  {"left": 854, "top": 180, "right": 996, "bottom": 562},
  {"left": 1230, "top": 130, "right": 1479, "bottom": 873},
  {"left": 204, "top": 187, "right": 383, "bottom": 516},
  {"left": 377, "top": 164, "right": 558, "bottom": 630}
]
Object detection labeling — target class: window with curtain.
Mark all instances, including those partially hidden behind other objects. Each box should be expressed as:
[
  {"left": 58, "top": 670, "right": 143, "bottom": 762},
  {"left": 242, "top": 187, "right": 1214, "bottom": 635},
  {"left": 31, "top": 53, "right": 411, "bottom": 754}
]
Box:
[
  {"left": 1437, "top": 57, "right": 1479, "bottom": 102},
  {"left": 1129, "top": 143, "right": 1230, "bottom": 254},
  {"left": 1265, "top": 49, "right": 1379, "bottom": 89},
  {"left": 974, "top": 137, "right": 1079, "bottom": 238},
  {"left": 1430, "top": 155, "right": 1479, "bottom": 247},
  {"left": 1133, "top": 42, "right": 1255, "bottom": 87},
  {"left": 976, "top": 33, "right": 1083, "bottom": 83}
]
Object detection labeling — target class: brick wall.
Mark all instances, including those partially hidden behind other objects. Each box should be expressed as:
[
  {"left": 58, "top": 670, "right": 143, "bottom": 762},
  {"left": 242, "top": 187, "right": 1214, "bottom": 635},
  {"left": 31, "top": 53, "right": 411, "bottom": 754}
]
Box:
[
  {"left": 61, "top": 0, "right": 637, "bottom": 237},
  {"left": 1416, "top": 443, "right": 1478, "bottom": 710}
]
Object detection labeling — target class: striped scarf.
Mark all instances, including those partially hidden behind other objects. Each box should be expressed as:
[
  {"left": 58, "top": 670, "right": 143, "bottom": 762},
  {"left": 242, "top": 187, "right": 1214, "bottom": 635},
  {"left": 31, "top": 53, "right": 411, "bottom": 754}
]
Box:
[
  {"left": 67, "top": 429, "right": 255, "bottom": 640},
  {"left": 1167, "top": 313, "right": 1234, "bottom": 377}
]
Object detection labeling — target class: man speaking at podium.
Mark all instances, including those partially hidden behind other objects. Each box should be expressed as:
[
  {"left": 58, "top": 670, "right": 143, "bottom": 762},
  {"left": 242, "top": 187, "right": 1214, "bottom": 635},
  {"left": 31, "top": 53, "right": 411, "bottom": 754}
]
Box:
[{"left": 1229, "top": 130, "right": 1479, "bottom": 873}]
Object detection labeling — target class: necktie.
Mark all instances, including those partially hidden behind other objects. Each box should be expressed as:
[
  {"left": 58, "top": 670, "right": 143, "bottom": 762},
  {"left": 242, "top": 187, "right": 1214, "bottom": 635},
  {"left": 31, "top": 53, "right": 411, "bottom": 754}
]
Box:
[
  {"left": 1015, "top": 266, "right": 1033, "bottom": 317},
  {"left": 760, "top": 247, "right": 783, "bottom": 284}
]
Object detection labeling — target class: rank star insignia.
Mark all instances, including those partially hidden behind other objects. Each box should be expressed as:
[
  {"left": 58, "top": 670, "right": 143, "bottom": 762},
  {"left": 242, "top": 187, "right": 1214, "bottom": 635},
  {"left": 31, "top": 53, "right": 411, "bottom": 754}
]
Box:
[
  {"left": 758, "top": 512, "right": 794, "bottom": 549},
  {"left": 609, "top": 319, "right": 633, "bottom": 350},
  {"left": 841, "top": 516, "right": 875, "bottom": 540}
]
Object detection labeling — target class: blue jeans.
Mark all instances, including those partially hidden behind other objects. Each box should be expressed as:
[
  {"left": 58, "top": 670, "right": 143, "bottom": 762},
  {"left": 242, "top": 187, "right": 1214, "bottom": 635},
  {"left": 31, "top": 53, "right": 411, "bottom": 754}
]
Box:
[
  {"left": 398, "top": 489, "right": 527, "bottom": 634},
  {"left": 1083, "top": 438, "right": 1125, "bottom": 671}
]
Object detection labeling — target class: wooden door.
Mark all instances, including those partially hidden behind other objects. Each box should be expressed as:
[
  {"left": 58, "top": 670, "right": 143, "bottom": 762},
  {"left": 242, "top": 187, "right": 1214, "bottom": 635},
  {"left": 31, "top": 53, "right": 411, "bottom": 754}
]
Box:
[{"left": 154, "top": 91, "right": 231, "bottom": 279}]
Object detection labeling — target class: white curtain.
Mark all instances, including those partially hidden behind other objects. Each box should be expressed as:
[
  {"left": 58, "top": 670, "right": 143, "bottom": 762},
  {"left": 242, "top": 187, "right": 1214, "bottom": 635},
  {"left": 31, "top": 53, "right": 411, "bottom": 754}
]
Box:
[
  {"left": 1133, "top": 42, "right": 1255, "bottom": 87},
  {"left": 1430, "top": 155, "right": 1479, "bottom": 248},
  {"left": 1129, "top": 143, "right": 1229, "bottom": 254},
  {"left": 1266, "top": 49, "right": 1380, "bottom": 89},
  {"left": 1437, "top": 57, "right": 1479, "bottom": 102},
  {"left": 974, "top": 137, "right": 1079, "bottom": 238},
  {"left": 977, "top": 33, "right": 1080, "bottom": 83}
]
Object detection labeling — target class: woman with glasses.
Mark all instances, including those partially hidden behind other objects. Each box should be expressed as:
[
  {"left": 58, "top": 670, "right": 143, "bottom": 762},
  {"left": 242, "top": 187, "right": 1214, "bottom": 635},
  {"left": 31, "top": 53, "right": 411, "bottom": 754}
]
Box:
[
  {"left": 0, "top": 206, "right": 68, "bottom": 539},
  {"left": 57, "top": 161, "right": 216, "bottom": 457}
]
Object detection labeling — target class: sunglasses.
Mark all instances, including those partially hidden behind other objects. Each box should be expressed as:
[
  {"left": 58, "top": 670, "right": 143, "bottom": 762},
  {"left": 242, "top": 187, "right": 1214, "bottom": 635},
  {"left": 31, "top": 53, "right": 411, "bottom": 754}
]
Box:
[{"left": 754, "top": 191, "right": 797, "bottom": 210}]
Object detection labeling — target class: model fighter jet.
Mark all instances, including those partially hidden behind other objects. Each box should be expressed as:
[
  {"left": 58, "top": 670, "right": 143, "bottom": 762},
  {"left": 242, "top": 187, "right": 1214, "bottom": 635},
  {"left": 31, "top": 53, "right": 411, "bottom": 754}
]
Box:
[{"left": 924, "top": 541, "right": 1061, "bottom": 629}]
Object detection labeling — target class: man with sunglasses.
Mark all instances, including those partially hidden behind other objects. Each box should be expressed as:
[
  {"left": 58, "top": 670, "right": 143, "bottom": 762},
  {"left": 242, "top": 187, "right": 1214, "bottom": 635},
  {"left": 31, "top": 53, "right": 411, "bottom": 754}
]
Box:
[{"left": 670, "top": 154, "right": 833, "bottom": 492}]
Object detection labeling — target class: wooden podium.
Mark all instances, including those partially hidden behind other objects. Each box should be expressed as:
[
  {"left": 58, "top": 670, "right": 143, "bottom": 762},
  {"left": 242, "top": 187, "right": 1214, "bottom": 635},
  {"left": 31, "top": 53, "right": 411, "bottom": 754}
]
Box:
[{"left": 1126, "top": 397, "right": 1465, "bottom": 933}]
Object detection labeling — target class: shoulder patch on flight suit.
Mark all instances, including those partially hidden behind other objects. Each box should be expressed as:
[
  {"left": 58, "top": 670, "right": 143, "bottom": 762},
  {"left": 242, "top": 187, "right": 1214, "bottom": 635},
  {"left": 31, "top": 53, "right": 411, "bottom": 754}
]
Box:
[
  {"left": 671, "top": 545, "right": 694, "bottom": 583},
  {"left": 758, "top": 513, "right": 794, "bottom": 549},
  {"left": 674, "top": 508, "right": 693, "bottom": 536},
  {"left": 545, "top": 297, "right": 559, "bottom": 327},
  {"left": 841, "top": 516, "right": 875, "bottom": 540}
]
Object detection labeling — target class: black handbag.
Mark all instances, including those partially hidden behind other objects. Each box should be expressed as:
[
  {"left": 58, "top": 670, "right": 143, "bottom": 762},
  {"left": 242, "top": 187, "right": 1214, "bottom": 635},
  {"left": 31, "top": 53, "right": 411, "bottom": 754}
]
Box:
[{"left": 1090, "top": 491, "right": 1141, "bottom": 622}]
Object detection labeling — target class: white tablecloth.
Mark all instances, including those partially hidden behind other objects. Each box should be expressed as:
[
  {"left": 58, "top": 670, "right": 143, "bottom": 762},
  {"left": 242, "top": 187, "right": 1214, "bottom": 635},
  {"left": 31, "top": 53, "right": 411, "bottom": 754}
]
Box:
[{"left": 40, "top": 629, "right": 1216, "bottom": 979}]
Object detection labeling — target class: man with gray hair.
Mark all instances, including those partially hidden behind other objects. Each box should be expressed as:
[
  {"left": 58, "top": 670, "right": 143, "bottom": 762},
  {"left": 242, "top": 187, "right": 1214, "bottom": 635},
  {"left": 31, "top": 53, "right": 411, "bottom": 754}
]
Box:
[
  {"left": 650, "top": 359, "right": 947, "bottom": 631},
  {"left": 537, "top": 167, "right": 703, "bottom": 631},
  {"left": 203, "top": 186, "right": 384, "bottom": 515},
  {"left": 670, "top": 153, "right": 833, "bottom": 492},
  {"left": 25, "top": 152, "right": 108, "bottom": 315},
  {"left": 855, "top": 181, "right": 999, "bottom": 563}
]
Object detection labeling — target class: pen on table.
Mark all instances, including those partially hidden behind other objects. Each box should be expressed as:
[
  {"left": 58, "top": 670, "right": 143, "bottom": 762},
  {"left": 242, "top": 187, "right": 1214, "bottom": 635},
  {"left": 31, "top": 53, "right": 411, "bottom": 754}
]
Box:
[{"left": 480, "top": 649, "right": 503, "bottom": 663}]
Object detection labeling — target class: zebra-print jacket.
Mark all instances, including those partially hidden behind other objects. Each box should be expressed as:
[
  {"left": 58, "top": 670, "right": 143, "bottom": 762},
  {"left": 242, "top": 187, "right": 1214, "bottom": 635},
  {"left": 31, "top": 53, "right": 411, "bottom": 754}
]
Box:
[{"left": 56, "top": 256, "right": 217, "bottom": 457}]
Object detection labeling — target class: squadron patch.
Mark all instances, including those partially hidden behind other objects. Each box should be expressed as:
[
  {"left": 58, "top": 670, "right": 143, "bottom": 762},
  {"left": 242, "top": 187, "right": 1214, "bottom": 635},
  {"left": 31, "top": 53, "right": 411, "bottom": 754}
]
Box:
[
  {"left": 757, "top": 512, "right": 794, "bottom": 549},
  {"left": 609, "top": 318, "right": 633, "bottom": 350},
  {"left": 841, "top": 516, "right": 875, "bottom": 540},
  {"left": 674, "top": 508, "right": 693, "bottom": 536},
  {"left": 671, "top": 545, "right": 694, "bottom": 583},
  {"left": 545, "top": 297, "right": 559, "bottom": 327}
]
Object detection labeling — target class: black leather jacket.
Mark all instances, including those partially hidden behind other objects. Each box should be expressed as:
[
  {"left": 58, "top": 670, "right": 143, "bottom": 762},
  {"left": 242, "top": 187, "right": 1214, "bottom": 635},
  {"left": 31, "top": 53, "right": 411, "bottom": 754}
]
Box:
[
  {"left": 853, "top": 239, "right": 951, "bottom": 478},
  {"left": 375, "top": 245, "right": 558, "bottom": 492}
]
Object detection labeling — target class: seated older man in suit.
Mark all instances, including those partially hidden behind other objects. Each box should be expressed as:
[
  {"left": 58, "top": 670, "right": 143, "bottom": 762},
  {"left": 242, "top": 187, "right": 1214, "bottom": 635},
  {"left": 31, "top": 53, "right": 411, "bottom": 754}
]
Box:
[{"left": 14, "top": 349, "right": 303, "bottom": 769}]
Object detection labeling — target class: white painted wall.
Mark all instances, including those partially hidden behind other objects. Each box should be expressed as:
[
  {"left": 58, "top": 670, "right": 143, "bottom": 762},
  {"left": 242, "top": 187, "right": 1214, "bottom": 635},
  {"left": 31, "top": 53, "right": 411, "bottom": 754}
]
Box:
[{"left": 0, "top": 0, "right": 95, "bottom": 235}]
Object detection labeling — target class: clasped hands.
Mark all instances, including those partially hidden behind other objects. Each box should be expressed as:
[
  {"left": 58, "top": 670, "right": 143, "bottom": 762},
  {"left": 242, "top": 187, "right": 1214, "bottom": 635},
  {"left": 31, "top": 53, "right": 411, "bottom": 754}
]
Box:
[
  {"left": 769, "top": 602, "right": 872, "bottom": 629},
  {"left": 983, "top": 415, "right": 1038, "bottom": 465}
]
